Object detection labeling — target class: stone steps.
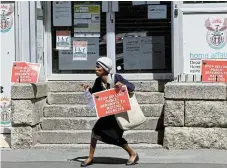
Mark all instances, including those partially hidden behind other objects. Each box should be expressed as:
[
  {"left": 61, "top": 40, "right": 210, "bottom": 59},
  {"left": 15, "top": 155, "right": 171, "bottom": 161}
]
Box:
[
  {"left": 41, "top": 117, "right": 163, "bottom": 130},
  {"left": 47, "top": 80, "right": 167, "bottom": 92},
  {"left": 38, "top": 80, "right": 166, "bottom": 148},
  {"left": 43, "top": 104, "right": 164, "bottom": 117},
  {"left": 33, "top": 143, "right": 163, "bottom": 149},
  {"left": 47, "top": 92, "right": 164, "bottom": 105},
  {"left": 38, "top": 130, "right": 163, "bottom": 144}
]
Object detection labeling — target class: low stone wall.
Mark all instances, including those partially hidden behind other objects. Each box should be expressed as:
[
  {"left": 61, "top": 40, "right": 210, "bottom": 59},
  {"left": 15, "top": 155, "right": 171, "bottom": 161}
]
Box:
[
  {"left": 11, "top": 83, "right": 48, "bottom": 149},
  {"left": 163, "top": 82, "right": 227, "bottom": 149}
]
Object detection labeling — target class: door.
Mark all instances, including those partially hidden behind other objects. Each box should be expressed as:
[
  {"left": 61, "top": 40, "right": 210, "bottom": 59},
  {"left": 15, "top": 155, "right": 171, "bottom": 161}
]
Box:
[{"left": 172, "top": 1, "right": 227, "bottom": 81}]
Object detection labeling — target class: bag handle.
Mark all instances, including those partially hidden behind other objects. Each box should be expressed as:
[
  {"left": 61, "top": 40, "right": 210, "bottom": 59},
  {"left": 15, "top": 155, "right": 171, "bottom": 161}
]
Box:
[{"left": 110, "top": 73, "right": 115, "bottom": 88}]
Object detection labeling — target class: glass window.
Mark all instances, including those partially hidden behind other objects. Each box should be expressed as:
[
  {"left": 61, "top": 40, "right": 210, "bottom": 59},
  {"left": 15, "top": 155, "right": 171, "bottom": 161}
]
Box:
[
  {"left": 51, "top": 1, "right": 106, "bottom": 74},
  {"left": 115, "top": 1, "right": 172, "bottom": 73}
]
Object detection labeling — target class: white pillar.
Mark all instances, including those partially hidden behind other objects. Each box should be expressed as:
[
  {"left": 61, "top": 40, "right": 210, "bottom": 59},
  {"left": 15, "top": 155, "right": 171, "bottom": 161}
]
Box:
[
  {"left": 17, "top": 1, "right": 31, "bottom": 62},
  {"left": 106, "top": 2, "right": 116, "bottom": 74}
]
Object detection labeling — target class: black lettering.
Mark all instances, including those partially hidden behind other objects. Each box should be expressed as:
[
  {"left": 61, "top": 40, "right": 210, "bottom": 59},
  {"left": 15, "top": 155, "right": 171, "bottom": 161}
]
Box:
[{"left": 0, "top": 86, "right": 3, "bottom": 93}]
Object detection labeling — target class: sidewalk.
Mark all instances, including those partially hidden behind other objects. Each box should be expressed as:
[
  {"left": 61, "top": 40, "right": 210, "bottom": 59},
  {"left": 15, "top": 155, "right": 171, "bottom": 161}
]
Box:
[{"left": 1, "top": 148, "right": 227, "bottom": 164}]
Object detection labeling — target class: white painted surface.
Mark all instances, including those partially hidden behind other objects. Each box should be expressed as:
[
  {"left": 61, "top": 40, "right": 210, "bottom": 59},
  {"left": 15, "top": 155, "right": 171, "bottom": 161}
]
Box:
[
  {"left": 0, "top": 3, "right": 15, "bottom": 132},
  {"left": 183, "top": 14, "right": 227, "bottom": 75}
]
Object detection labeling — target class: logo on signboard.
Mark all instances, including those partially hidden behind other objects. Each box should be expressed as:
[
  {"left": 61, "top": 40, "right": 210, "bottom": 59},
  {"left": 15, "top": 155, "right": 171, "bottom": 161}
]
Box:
[
  {"left": 0, "top": 4, "right": 14, "bottom": 33},
  {"left": 0, "top": 97, "right": 11, "bottom": 126},
  {"left": 205, "top": 18, "right": 227, "bottom": 50}
]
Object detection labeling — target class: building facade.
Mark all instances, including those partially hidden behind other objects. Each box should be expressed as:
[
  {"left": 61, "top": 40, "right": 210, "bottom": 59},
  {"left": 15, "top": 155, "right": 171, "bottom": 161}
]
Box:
[{"left": 0, "top": 1, "right": 227, "bottom": 148}]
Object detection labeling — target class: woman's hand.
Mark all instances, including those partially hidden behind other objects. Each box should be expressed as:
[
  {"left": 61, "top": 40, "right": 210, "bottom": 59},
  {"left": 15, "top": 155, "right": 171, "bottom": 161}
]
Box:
[
  {"left": 115, "top": 82, "right": 124, "bottom": 89},
  {"left": 81, "top": 84, "right": 90, "bottom": 91}
]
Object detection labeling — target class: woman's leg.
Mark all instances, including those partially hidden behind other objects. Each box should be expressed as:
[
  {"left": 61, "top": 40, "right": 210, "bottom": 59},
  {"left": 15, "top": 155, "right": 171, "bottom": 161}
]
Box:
[
  {"left": 122, "top": 144, "right": 137, "bottom": 161},
  {"left": 84, "top": 137, "right": 97, "bottom": 163}
]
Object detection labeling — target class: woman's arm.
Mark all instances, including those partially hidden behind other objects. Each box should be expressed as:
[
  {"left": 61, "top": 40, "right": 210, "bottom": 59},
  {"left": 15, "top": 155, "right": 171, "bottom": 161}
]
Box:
[
  {"left": 115, "top": 74, "right": 135, "bottom": 92},
  {"left": 90, "top": 77, "right": 102, "bottom": 94}
]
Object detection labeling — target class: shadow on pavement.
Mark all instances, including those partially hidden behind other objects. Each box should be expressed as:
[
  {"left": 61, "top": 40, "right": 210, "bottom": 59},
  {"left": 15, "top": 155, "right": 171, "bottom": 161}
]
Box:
[{"left": 68, "top": 156, "right": 128, "bottom": 164}]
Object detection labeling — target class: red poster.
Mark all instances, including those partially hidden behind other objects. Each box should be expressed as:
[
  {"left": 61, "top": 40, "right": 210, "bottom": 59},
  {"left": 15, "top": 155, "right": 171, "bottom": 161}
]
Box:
[
  {"left": 93, "top": 86, "right": 131, "bottom": 118},
  {"left": 202, "top": 60, "right": 227, "bottom": 82},
  {"left": 11, "top": 62, "right": 41, "bottom": 83}
]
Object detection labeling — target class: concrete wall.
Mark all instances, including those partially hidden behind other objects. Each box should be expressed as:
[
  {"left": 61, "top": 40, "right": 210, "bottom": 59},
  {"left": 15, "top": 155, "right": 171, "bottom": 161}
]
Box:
[
  {"left": 11, "top": 83, "right": 48, "bottom": 149},
  {"left": 163, "top": 82, "right": 227, "bottom": 149}
]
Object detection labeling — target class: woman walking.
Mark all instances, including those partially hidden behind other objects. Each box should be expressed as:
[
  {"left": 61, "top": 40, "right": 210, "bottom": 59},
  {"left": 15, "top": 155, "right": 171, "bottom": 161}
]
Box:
[{"left": 81, "top": 57, "right": 139, "bottom": 167}]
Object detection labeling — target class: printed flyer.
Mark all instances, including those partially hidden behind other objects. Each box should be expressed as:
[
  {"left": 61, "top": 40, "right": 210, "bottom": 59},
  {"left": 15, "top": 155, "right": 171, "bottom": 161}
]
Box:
[
  {"left": 73, "top": 40, "right": 87, "bottom": 60},
  {"left": 56, "top": 30, "right": 71, "bottom": 50}
]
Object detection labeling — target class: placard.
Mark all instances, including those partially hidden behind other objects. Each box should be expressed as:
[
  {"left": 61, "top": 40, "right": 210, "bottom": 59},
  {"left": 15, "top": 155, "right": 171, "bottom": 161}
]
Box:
[
  {"left": 74, "top": 3, "right": 100, "bottom": 37},
  {"left": 73, "top": 40, "right": 87, "bottom": 60},
  {"left": 148, "top": 5, "right": 167, "bottom": 19},
  {"left": 201, "top": 60, "right": 227, "bottom": 82},
  {"left": 53, "top": 1, "right": 72, "bottom": 26},
  {"left": 56, "top": 31, "right": 71, "bottom": 50},
  {"left": 93, "top": 86, "right": 131, "bottom": 118},
  {"left": 183, "top": 15, "right": 227, "bottom": 75},
  {"left": 11, "top": 62, "right": 41, "bottom": 83}
]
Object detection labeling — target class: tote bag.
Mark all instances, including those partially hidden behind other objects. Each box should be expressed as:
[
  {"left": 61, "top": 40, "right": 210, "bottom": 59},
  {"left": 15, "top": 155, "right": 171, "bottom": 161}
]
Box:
[{"left": 110, "top": 74, "right": 146, "bottom": 131}]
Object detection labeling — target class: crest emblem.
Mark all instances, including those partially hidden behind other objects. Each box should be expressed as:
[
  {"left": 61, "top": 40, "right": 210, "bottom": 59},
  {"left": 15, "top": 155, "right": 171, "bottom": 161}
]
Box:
[
  {"left": 205, "top": 18, "right": 227, "bottom": 50},
  {"left": 0, "top": 97, "right": 11, "bottom": 126},
  {"left": 0, "top": 4, "right": 14, "bottom": 33}
]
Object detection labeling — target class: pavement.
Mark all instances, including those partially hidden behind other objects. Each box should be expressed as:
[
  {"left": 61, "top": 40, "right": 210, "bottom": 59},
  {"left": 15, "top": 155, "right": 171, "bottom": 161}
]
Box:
[{"left": 1, "top": 148, "right": 227, "bottom": 168}]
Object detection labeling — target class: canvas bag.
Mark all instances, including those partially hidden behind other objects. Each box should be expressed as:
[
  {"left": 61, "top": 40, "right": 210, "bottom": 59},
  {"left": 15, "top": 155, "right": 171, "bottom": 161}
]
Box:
[{"left": 110, "top": 74, "right": 146, "bottom": 131}]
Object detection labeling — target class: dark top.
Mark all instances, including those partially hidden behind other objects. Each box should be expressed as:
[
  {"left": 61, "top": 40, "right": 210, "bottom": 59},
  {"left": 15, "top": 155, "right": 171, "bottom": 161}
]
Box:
[{"left": 90, "top": 74, "right": 135, "bottom": 94}]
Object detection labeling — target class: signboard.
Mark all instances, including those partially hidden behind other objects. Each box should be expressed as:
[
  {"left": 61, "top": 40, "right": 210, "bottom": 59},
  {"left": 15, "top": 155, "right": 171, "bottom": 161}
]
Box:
[
  {"left": 74, "top": 3, "right": 100, "bottom": 37},
  {"left": 123, "top": 36, "right": 165, "bottom": 69},
  {"left": 11, "top": 62, "right": 41, "bottom": 83},
  {"left": 56, "top": 30, "right": 71, "bottom": 50},
  {"left": 0, "top": 3, "right": 15, "bottom": 131},
  {"left": 93, "top": 86, "right": 131, "bottom": 118},
  {"left": 183, "top": 14, "right": 227, "bottom": 75},
  {"left": 73, "top": 40, "right": 87, "bottom": 60},
  {"left": 148, "top": 5, "right": 167, "bottom": 19},
  {"left": 201, "top": 60, "right": 227, "bottom": 82},
  {"left": 53, "top": 1, "right": 72, "bottom": 26}
]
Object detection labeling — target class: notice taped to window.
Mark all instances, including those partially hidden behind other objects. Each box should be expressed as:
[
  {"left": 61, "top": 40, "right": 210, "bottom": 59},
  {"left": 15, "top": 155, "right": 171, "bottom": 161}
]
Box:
[
  {"left": 93, "top": 86, "right": 131, "bottom": 118},
  {"left": 56, "top": 31, "right": 71, "bottom": 50},
  {"left": 53, "top": 1, "right": 72, "bottom": 26},
  {"left": 74, "top": 3, "right": 100, "bottom": 37},
  {"left": 73, "top": 40, "right": 87, "bottom": 60},
  {"left": 201, "top": 60, "right": 227, "bottom": 82}
]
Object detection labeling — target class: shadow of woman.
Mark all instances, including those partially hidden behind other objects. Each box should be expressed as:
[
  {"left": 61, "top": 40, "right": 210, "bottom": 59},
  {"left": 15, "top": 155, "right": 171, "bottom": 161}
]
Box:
[{"left": 68, "top": 156, "right": 128, "bottom": 165}]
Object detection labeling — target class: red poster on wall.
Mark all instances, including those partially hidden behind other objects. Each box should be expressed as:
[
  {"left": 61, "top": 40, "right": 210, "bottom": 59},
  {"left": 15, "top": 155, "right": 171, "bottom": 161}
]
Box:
[
  {"left": 11, "top": 62, "right": 41, "bottom": 83},
  {"left": 201, "top": 60, "right": 227, "bottom": 83},
  {"left": 92, "top": 86, "right": 131, "bottom": 118}
]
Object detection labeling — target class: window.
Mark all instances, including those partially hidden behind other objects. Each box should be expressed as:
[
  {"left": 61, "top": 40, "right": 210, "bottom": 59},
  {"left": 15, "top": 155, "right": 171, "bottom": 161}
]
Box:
[
  {"left": 115, "top": 1, "right": 172, "bottom": 73},
  {"left": 51, "top": 1, "right": 106, "bottom": 74}
]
